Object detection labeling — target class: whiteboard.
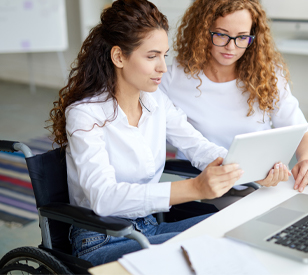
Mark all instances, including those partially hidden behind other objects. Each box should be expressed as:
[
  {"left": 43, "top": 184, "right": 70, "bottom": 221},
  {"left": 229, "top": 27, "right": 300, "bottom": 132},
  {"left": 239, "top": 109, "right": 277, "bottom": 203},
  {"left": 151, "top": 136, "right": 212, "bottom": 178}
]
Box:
[{"left": 0, "top": 0, "right": 68, "bottom": 53}]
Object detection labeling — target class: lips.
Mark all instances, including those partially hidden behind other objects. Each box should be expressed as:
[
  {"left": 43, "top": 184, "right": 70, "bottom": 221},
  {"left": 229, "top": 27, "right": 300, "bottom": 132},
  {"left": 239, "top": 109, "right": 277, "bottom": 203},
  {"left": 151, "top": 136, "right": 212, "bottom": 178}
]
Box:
[
  {"left": 221, "top": 53, "right": 234, "bottom": 59},
  {"left": 151, "top": 78, "right": 161, "bottom": 84}
]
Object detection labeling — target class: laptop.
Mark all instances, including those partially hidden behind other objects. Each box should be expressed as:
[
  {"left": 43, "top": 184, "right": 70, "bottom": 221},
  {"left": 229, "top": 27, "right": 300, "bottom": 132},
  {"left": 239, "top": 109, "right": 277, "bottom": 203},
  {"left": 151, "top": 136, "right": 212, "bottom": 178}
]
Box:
[
  {"left": 222, "top": 124, "right": 308, "bottom": 185},
  {"left": 225, "top": 194, "right": 308, "bottom": 263}
]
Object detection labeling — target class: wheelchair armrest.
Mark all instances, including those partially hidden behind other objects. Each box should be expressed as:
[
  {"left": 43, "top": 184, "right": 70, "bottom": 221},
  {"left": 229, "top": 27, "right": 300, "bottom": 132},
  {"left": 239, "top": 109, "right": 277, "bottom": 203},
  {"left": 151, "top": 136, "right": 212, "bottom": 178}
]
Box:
[
  {"left": 163, "top": 159, "right": 201, "bottom": 178},
  {"left": 39, "top": 202, "right": 133, "bottom": 237},
  {"left": 242, "top": 182, "right": 261, "bottom": 190}
]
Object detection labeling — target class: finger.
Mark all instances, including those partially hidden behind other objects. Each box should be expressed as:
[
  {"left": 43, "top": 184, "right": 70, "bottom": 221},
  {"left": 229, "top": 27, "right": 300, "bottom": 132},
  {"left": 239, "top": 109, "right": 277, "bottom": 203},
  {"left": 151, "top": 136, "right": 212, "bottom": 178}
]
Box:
[
  {"left": 207, "top": 157, "right": 224, "bottom": 167},
  {"left": 217, "top": 169, "right": 244, "bottom": 185},
  {"left": 294, "top": 169, "right": 307, "bottom": 190},
  {"left": 258, "top": 168, "right": 274, "bottom": 187},
  {"left": 298, "top": 173, "right": 308, "bottom": 192},
  {"left": 211, "top": 163, "right": 241, "bottom": 176},
  {"left": 277, "top": 163, "right": 285, "bottom": 183},
  {"left": 283, "top": 164, "right": 290, "bottom": 181},
  {"left": 211, "top": 173, "right": 242, "bottom": 198},
  {"left": 272, "top": 163, "right": 287, "bottom": 186},
  {"left": 292, "top": 165, "right": 300, "bottom": 180},
  {"left": 271, "top": 163, "right": 280, "bottom": 184}
]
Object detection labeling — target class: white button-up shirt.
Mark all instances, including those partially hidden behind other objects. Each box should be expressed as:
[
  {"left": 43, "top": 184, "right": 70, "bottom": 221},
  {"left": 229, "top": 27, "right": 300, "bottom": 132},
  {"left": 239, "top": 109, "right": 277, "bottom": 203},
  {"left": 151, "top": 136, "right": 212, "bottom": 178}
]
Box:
[{"left": 65, "top": 89, "right": 227, "bottom": 219}]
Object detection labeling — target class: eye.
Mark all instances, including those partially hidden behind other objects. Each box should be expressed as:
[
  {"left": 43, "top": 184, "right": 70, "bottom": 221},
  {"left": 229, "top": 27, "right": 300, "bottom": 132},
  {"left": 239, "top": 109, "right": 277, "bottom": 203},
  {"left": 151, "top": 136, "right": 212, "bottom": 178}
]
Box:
[
  {"left": 214, "top": 33, "right": 228, "bottom": 39},
  {"left": 164, "top": 54, "right": 168, "bottom": 58},
  {"left": 238, "top": 36, "right": 248, "bottom": 41},
  {"left": 148, "top": 56, "right": 156, "bottom": 59}
]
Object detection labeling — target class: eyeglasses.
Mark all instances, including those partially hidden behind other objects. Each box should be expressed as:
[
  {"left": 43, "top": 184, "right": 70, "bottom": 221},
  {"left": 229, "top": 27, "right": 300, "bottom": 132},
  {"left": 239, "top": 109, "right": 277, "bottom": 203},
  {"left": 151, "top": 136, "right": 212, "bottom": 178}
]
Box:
[{"left": 209, "top": 31, "right": 255, "bottom": 49}]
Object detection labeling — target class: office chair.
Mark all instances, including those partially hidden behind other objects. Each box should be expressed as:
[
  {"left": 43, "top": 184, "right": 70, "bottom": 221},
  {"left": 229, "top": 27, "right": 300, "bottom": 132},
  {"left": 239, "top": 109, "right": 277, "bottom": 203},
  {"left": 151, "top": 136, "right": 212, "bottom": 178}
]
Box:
[{"left": 0, "top": 140, "right": 222, "bottom": 274}]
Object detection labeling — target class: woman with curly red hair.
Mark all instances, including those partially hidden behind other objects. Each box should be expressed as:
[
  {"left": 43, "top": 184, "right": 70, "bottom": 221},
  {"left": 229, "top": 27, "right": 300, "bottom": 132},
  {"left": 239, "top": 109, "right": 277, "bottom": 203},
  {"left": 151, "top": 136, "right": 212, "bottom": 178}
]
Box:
[{"left": 160, "top": 0, "right": 308, "bottom": 193}]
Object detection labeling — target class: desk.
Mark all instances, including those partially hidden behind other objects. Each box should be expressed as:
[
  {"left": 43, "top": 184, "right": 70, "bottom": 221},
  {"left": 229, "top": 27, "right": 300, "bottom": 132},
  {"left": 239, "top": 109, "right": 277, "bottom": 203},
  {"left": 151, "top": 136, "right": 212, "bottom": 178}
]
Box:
[{"left": 89, "top": 178, "right": 308, "bottom": 275}]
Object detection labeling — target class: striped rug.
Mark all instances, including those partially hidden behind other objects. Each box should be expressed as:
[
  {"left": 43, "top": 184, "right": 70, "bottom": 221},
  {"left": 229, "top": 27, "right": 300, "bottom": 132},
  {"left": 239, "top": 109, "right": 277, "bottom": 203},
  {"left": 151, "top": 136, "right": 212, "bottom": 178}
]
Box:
[{"left": 0, "top": 136, "right": 56, "bottom": 227}]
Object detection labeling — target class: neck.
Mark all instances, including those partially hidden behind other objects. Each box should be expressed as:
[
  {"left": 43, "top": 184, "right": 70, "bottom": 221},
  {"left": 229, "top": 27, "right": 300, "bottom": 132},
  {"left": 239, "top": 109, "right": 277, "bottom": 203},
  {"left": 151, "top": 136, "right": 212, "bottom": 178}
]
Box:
[
  {"left": 115, "top": 86, "right": 142, "bottom": 127},
  {"left": 204, "top": 62, "right": 237, "bottom": 83}
]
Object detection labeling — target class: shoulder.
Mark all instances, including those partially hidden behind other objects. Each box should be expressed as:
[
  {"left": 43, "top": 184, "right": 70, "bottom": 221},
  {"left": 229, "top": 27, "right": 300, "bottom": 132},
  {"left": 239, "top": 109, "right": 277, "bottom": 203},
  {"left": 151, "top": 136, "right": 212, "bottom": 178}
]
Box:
[
  {"left": 148, "top": 87, "right": 169, "bottom": 104},
  {"left": 66, "top": 94, "right": 112, "bottom": 131},
  {"left": 274, "top": 67, "right": 291, "bottom": 99}
]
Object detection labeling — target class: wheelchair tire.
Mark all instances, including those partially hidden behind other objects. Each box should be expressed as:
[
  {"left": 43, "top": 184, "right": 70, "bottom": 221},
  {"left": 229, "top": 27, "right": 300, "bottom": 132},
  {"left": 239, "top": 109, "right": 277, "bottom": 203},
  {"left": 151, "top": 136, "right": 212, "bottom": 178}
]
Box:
[
  {"left": 0, "top": 263, "right": 39, "bottom": 274},
  {"left": 0, "top": 246, "right": 73, "bottom": 274}
]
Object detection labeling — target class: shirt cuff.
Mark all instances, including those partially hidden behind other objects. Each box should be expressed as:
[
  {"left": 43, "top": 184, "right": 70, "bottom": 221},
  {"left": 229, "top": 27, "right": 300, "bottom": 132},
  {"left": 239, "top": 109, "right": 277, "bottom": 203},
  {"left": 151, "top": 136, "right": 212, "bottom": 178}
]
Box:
[{"left": 146, "top": 181, "right": 171, "bottom": 214}]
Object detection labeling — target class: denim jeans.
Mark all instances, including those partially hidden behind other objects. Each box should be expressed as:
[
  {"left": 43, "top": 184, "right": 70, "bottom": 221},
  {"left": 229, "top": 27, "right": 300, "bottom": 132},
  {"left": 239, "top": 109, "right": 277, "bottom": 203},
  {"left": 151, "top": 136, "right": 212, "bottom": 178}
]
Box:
[{"left": 69, "top": 213, "right": 212, "bottom": 266}]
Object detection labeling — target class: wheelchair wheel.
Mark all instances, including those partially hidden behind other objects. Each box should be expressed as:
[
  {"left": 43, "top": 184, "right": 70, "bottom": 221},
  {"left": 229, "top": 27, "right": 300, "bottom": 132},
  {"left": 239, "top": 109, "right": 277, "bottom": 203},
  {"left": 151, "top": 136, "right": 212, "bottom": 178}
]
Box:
[
  {"left": 0, "top": 263, "right": 39, "bottom": 274},
  {"left": 0, "top": 246, "right": 73, "bottom": 274}
]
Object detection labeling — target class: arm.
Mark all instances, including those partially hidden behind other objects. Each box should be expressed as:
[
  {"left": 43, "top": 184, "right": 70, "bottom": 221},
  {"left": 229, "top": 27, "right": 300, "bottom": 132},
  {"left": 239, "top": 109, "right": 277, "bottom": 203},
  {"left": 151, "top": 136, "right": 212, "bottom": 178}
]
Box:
[{"left": 292, "top": 132, "right": 308, "bottom": 192}]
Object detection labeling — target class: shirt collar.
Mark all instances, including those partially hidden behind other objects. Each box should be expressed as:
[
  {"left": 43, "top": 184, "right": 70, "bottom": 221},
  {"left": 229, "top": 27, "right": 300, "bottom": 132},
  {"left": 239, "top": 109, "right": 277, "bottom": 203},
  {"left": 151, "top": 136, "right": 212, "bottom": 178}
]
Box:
[
  {"left": 97, "top": 91, "right": 159, "bottom": 126},
  {"left": 139, "top": 91, "right": 158, "bottom": 114}
]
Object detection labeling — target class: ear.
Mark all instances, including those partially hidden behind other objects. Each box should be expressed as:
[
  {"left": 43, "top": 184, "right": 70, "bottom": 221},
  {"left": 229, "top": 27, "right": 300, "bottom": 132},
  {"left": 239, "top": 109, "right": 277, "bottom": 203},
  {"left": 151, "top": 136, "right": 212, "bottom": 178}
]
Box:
[{"left": 111, "top": 46, "right": 124, "bottom": 68}]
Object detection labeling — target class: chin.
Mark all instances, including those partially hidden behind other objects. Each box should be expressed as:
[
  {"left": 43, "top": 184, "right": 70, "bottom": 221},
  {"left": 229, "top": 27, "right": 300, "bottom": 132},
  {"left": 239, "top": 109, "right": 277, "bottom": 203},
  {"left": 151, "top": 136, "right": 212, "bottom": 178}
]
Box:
[{"left": 144, "top": 86, "right": 159, "bottom": 93}]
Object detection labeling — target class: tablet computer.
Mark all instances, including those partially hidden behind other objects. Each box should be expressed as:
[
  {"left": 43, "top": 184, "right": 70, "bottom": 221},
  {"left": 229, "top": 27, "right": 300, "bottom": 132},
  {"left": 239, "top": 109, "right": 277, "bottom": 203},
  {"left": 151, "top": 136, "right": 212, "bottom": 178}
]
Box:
[{"left": 222, "top": 124, "right": 308, "bottom": 186}]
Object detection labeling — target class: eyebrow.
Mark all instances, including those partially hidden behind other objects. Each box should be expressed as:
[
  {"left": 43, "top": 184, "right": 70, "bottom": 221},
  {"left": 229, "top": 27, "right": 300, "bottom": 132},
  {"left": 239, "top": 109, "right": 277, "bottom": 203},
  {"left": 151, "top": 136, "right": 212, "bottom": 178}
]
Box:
[
  {"left": 147, "top": 49, "right": 170, "bottom": 54},
  {"left": 215, "top": 27, "right": 250, "bottom": 34}
]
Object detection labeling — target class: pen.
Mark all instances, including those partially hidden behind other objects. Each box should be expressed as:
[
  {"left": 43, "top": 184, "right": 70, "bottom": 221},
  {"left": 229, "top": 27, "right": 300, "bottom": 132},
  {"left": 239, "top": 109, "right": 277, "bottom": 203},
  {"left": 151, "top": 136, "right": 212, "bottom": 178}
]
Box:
[{"left": 181, "top": 245, "right": 196, "bottom": 275}]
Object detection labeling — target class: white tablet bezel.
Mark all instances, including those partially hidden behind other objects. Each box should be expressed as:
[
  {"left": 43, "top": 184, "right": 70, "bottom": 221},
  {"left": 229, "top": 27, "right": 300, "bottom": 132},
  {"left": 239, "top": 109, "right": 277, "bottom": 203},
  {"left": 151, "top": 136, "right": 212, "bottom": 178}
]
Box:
[{"left": 222, "top": 124, "right": 308, "bottom": 185}]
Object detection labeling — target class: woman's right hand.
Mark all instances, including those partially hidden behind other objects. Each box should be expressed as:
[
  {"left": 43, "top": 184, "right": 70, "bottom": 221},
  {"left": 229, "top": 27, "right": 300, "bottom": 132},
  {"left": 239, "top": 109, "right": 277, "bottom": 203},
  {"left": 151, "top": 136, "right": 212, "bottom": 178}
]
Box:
[
  {"left": 169, "top": 157, "right": 243, "bottom": 206},
  {"left": 193, "top": 157, "right": 244, "bottom": 200}
]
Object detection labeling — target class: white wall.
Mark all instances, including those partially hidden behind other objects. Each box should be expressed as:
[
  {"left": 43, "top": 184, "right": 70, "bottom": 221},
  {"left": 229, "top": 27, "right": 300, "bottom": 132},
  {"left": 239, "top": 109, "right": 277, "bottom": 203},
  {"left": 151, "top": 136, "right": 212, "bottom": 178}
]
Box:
[
  {"left": 261, "top": 0, "right": 308, "bottom": 117},
  {"left": 261, "top": 0, "right": 308, "bottom": 20},
  {"left": 151, "top": 0, "right": 193, "bottom": 65},
  {"left": 0, "top": 0, "right": 82, "bottom": 89}
]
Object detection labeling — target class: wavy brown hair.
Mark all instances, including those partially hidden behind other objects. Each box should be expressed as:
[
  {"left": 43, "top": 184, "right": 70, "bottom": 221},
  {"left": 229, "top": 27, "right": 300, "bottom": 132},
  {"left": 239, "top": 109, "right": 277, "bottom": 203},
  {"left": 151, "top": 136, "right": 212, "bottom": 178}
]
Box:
[
  {"left": 47, "top": 0, "right": 168, "bottom": 147},
  {"left": 175, "top": 0, "right": 289, "bottom": 116}
]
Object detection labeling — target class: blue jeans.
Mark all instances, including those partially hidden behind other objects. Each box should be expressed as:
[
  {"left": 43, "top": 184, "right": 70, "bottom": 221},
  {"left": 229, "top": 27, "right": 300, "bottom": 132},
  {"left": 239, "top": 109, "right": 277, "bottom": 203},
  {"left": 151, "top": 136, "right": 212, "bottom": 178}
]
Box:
[{"left": 69, "top": 213, "right": 212, "bottom": 266}]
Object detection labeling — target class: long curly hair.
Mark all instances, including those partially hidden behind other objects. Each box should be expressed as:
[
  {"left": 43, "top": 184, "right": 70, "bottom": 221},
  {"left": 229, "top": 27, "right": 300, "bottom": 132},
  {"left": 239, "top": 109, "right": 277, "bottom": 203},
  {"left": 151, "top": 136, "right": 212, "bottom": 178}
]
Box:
[
  {"left": 47, "top": 0, "right": 168, "bottom": 147},
  {"left": 174, "top": 0, "right": 289, "bottom": 116}
]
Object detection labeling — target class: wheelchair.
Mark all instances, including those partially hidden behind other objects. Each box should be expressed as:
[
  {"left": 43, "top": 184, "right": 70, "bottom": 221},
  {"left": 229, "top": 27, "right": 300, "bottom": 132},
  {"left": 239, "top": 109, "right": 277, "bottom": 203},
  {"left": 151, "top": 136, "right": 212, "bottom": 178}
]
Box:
[{"left": 0, "top": 140, "right": 230, "bottom": 274}]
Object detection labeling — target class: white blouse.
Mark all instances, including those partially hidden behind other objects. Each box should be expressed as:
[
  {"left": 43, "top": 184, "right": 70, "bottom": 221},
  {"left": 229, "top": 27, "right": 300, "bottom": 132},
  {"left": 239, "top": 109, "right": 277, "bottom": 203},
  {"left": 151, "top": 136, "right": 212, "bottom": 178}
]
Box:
[
  {"left": 65, "top": 89, "right": 227, "bottom": 219},
  {"left": 160, "top": 58, "right": 307, "bottom": 159}
]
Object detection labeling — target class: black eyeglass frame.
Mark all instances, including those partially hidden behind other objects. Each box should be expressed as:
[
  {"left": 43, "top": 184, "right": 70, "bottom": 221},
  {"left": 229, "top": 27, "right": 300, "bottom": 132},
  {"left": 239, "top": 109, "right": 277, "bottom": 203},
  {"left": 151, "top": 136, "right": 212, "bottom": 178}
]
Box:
[{"left": 209, "top": 31, "right": 255, "bottom": 49}]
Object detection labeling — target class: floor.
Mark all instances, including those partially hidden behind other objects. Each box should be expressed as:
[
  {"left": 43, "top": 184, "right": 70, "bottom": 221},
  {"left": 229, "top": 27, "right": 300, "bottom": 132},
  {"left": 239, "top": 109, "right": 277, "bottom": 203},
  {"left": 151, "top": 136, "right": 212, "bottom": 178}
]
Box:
[{"left": 0, "top": 80, "right": 59, "bottom": 259}]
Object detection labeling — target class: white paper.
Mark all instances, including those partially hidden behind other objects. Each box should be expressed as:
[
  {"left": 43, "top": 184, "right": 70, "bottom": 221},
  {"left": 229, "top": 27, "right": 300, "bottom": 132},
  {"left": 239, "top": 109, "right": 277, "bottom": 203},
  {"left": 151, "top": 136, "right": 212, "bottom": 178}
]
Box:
[{"left": 118, "top": 234, "right": 269, "bottom": 275}]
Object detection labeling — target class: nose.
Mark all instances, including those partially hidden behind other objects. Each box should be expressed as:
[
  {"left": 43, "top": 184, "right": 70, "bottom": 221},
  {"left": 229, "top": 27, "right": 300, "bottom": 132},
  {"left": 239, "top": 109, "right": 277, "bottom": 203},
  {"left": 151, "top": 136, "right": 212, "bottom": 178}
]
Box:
[
  {"left": 225, "top": 38, "right": 236, "bottom": 50},
  {"left": 157, "top": 56, "right": 167, "bottom": 73}
]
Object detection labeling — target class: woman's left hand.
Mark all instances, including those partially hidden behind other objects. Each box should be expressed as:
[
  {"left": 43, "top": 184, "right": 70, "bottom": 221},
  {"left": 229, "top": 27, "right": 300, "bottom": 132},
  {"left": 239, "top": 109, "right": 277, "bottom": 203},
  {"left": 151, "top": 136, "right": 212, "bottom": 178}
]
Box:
[
  {"left": 256, "top": 162, "right": 291, "bottom": 187},
  {"left": 292, "top": 160, "right": 308, "bottom": 192}
]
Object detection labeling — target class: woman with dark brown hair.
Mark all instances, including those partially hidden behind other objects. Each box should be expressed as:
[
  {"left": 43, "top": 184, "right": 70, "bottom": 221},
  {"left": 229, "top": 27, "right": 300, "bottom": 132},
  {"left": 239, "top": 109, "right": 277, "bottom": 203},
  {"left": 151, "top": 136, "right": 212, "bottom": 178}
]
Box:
[
  {"left": 160, "top": 0, "right": 307, "bottom": 193},
  {"left": 47, "top": 0, "right": 244, "bottom": 265}
]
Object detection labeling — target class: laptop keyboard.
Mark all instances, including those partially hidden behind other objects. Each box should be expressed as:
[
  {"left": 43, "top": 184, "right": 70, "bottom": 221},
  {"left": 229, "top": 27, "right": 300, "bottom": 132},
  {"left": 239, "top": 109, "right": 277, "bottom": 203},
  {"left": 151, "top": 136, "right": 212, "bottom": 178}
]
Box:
[{"left": 266, "top": 215, "right": 308, "bottom": 253}]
